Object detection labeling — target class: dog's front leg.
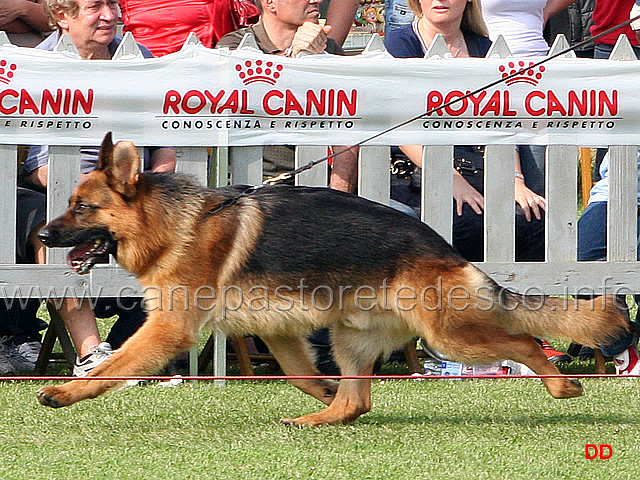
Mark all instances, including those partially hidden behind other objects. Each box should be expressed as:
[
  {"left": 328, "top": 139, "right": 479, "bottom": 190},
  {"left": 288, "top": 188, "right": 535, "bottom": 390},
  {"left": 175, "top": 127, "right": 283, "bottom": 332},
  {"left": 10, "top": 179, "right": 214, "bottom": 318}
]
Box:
[
  {"left": 37, "top": 311, "right": 196, "bottom": 408},
  {"left": 260, "top": 335, "right": 339, "bottom": 405}
]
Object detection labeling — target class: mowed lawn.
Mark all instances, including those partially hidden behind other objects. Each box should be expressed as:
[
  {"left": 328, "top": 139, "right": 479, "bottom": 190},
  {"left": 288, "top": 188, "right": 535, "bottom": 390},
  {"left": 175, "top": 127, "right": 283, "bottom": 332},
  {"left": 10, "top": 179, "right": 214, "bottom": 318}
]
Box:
[{"left": 1, "top": 375, "right": 638, "bottom": 480}]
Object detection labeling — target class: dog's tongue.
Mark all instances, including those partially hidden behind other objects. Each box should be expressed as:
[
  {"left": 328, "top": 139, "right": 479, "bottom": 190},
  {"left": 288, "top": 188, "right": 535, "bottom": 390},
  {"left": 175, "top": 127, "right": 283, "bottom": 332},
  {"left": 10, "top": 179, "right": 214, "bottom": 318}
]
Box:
[{"left": 66, "top": 240, "right": 98, "bottom": 274}]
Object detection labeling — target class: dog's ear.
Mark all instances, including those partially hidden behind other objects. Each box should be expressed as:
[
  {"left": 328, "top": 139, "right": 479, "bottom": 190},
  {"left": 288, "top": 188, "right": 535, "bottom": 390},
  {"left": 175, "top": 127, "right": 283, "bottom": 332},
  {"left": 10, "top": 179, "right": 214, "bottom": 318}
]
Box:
[
  {"left": 97, "top": 132, "right": 114, "bottom": 171},
  {"left": 98, "top": 132, "right": 140, "bottom": 199}
]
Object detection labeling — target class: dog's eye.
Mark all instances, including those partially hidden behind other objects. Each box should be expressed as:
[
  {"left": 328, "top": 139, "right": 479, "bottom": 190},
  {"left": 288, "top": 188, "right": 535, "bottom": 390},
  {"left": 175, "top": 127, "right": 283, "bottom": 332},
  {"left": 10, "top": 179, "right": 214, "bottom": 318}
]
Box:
[{"left": 74, "top": 203, "right": 97, "bottom": 214}]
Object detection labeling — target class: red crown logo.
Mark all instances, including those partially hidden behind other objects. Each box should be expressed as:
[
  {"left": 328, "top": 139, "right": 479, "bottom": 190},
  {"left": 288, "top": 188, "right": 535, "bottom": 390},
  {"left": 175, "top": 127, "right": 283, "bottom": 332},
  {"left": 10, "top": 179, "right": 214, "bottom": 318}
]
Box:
[
  {"left": 499, "top": 61, "right": 545, "bottom": 86},
  {"left": 0, "top": 59, "right": 17, "bottom": 85},
  {"left": 235, "top": 60, "right": 283, "bottom": 85}
]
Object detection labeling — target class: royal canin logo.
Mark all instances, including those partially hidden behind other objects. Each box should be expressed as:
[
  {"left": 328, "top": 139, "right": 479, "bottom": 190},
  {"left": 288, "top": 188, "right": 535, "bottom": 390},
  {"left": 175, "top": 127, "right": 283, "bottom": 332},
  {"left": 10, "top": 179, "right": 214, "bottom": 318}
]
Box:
[
  {"left": 425, "top": 62, "right": 618, "bottom": 118},
  {"left": 163, "top": 61, "right": 356, "bottom": 117},
  {"left": 0, "top": 59, "right": 17, "bottom": 85},
  {"left": 235, "top": 60, "right": 283, "bottom": 85},
  {"left": 0, "top": 61, "right": 95, "bottom": 115},
  {"left": 499, "top": 61, "right": 546, "bottom": 87}
]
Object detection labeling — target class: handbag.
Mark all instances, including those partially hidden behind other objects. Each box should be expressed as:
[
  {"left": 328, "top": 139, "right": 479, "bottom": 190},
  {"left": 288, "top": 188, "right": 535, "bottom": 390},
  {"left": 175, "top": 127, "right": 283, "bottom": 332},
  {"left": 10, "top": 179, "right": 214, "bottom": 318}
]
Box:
[{"left": 409, "top": 145, "right": 485, "bottom": 193}]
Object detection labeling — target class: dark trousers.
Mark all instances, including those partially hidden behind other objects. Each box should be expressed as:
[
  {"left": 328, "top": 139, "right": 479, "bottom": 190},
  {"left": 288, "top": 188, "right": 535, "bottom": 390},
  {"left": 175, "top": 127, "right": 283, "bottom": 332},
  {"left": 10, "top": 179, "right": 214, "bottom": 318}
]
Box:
[{"left": 577, "top": 201, "right": 637, "bottom": 356}]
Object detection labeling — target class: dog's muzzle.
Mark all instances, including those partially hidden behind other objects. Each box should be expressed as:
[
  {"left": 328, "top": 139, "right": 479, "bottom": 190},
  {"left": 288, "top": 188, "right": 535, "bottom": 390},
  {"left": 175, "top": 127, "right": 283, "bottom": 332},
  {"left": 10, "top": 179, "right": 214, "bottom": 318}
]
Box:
[{"left": 38, "top": 226, "right": 116, "bottom": 275}]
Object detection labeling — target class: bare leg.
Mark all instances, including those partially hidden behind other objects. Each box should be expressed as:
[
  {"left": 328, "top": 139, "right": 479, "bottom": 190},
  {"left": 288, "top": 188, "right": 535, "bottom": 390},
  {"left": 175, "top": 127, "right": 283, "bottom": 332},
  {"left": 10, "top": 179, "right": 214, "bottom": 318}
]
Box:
[{"left": 57, "top": 299, "right": 100, "bottom": 358}]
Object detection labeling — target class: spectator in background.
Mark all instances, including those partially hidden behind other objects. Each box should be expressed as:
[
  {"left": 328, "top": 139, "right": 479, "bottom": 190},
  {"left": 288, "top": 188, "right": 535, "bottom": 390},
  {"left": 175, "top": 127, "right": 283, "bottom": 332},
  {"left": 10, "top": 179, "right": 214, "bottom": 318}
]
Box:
[
  {"left": 0, "top": 0, "right": 52, "bottom": 47},
  {"left": 385, "top": 0, "right": 414, "bottom": 37},
  {"left": 322, "top": 0, "right": 359, "bottom": 46},
  {"left": 0, "top": 0, "right": 53, "bottom": 373},
  {"left": 216, "top": 0, "right": 358, "bottom": 192},
  {"left": 385, "top": 0, "right": 546, "bottom": 262},
  {"left": 589, "top": 1, "right": 639, "bottom": 181},
  {"left": 591, "top": 0, "right": 640, "bottom": 58},
  {"left": 20, "top": 0, "right": 176, "bottom": 376},
  {"left": 481, "top": 0, "right": 578, "bottom": 198},
  {"left": 632, "top": 0, "right": 640, "bottom": 42},
  {"left": 385, "top": 0, "right": 570, "bottom": 364},
  {"left": 119, "top": 0, "right": 260, "bottom": 56},
  {"left": 25, "top": 0, "right": 176, "bottom": 188},
  {"left": 482, "top": 0, "right": 578, "bottom": 57},
  {"left": 0, "top": 188, "right": 48, "bottom": 374},
  {"left": 577, "top": 151, "right": 640, "bottom": 375},
  {"left": 544, "top": 0, "right": 595, "bottom": 58}
]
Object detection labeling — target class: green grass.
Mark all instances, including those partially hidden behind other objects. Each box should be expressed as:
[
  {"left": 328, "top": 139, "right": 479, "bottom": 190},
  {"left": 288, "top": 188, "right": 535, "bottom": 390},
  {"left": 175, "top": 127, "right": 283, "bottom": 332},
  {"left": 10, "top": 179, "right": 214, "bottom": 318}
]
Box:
[
  {"left": 1, "top": 376, "right": 639, "bottom": 480},
  {"left": 4, "top": 304, "right": 636, "bottom": 479}
]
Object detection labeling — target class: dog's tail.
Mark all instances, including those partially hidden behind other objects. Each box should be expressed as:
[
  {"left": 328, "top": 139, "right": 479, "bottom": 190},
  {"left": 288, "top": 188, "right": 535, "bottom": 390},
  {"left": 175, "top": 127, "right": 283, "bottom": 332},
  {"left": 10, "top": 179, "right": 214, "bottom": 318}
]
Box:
[{"left": 488, "top": 278, "right": 630, "bottom": 348}]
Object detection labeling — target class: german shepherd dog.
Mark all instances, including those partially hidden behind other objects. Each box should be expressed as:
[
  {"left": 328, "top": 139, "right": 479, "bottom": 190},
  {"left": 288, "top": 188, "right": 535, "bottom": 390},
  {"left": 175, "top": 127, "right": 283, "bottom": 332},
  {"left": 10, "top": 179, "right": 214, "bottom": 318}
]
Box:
[{"left": 37, "top": 133, "right": 628, "bottom": 426}]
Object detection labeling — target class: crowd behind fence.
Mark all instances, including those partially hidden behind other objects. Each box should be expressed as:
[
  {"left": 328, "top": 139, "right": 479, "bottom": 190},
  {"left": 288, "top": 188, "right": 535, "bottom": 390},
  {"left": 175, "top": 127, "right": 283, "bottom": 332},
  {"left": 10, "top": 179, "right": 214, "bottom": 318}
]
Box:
[{"left": 1, "top": 32, "right": 639, "bottom": 377}]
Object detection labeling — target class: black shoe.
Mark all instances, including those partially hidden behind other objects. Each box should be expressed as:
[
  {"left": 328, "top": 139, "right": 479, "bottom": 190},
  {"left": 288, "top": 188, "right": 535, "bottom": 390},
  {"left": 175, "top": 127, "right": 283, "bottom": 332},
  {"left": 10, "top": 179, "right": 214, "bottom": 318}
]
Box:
[{"left": 578, "top": 346, "right": 595, "bottom": 360}]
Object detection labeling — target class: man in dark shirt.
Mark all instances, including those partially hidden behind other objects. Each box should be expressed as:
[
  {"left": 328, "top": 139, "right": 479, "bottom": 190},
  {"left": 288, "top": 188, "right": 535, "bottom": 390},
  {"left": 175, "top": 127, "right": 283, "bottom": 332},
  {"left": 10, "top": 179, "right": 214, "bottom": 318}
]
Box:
[{"left": 217, "top": 0, "right": 357, "bottom": 192}]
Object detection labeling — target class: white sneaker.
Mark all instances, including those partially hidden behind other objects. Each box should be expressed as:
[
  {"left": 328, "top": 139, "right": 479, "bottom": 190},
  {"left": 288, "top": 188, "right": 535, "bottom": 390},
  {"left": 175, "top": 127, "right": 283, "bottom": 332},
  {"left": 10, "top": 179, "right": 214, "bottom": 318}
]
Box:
[
  {"left": 9, "top": 340, "right": 42, "bottom": 372},
  {"left": 73, "top": 342, "right": 113, "bottom": 377},
  {"left": 613, "top": 345, "right": 640, "bottom": 375},
  {"left": 0, "top": 336, "right": 16, "bottom": 375}
]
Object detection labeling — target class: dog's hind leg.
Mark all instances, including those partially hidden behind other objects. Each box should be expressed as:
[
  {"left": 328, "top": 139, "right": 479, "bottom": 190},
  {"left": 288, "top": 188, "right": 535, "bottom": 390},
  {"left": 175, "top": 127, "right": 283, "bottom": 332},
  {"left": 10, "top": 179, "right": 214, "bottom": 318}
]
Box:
[
  {"left": 260, "top": 335, "right": 338, "bottom": 406},
  {"left": 430, "top": 319, "right": 583, "bottom": 400},
  {"left": 503, "top": 334, "right": 583, "bottom": 399},
  {"left": 37, "top": 312, "right": 196, "bottom": 408},
  {"left": 280, "top": 325, "right": 389, "bottom": 426}
]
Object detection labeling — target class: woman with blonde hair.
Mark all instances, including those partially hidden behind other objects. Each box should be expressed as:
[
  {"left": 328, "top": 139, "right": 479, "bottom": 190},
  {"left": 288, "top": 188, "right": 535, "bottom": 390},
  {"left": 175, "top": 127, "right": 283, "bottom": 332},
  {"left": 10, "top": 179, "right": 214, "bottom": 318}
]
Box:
[
  {"left": 384, "top": 0, "right": 545, "bottom": 261},
  {"left": 407, "top": 0, "right": 488, "bottom": 37}
]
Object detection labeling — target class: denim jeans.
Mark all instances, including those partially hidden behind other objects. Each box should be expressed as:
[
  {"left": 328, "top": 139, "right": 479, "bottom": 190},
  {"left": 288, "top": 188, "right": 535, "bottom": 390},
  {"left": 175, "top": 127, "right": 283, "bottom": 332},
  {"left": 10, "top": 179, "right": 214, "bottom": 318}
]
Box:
[
  {"left": 591, "top": 44, "right": 640, "bottom": 180},
  {"left": 577, "top": 201, "right": 638, "bottom": 356},
  {"left": 384, "top": 0, "right": 414, "bottom": 37},
  {"left": 594, "top": 43, "right": 640, "bottom": 59}
]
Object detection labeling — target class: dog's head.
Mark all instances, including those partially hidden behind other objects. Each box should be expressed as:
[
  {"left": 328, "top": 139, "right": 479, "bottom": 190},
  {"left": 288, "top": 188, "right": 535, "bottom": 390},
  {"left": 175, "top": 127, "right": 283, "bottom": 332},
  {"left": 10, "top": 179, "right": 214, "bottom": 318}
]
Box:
[{"left": 38, "top": 132, "right": 142, "bottom": 274}]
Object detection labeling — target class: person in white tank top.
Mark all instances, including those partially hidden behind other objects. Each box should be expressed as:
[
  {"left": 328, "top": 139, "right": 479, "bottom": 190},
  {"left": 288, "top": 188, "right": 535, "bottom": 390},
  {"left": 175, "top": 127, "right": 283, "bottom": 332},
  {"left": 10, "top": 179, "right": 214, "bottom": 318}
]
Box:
[{"left": 482, "top": 0, "right": 577, "bottom": 56}]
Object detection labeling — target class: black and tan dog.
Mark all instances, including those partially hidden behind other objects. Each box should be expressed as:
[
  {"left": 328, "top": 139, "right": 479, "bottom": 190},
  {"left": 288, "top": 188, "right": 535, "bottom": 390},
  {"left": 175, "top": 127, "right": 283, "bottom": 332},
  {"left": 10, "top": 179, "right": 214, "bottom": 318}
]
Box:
[{"left": 37, "top": 133, "right": 628, "bottom": 425}]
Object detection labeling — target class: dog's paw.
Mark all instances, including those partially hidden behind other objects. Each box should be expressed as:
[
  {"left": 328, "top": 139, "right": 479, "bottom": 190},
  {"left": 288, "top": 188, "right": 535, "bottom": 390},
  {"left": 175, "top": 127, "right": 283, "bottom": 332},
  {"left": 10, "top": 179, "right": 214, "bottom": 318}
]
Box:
[{"left": 37, "top": 386, "right": 68, "bottom": 408}]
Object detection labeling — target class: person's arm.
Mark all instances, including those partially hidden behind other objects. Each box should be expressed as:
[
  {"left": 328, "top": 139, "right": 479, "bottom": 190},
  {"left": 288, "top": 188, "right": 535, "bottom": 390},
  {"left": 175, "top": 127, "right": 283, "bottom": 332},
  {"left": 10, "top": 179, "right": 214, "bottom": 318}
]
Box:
[
  {"left": 514, "top": 150, "right": 546, "bottom": 221},
  {"left": 399, "top": 144, "right": 485, "bottom": 216},
  {"left": 543, "top": 0, "right": 578, "bottom": 23},
  {"left": 23, "top": 145, "right": 49, "bottom": 190},
  {"left": 325, "top": 0, "right": 359, "bottom": 46},
  {"left": 150, "top": 147, "right": 176, "bottom": 173},
  {"left": 329, "top": 145, "right": 358, "bottom": 193},
  {"left": 0, "top": 0, "right": 51, "bottom": 32}
]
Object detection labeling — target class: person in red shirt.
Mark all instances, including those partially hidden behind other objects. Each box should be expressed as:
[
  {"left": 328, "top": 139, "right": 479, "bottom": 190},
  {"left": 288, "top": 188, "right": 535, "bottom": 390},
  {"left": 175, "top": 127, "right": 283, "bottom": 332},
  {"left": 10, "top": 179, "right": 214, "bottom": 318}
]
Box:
[
  {"left": 120, "top": 0, "right": 258, "bottom": 56},
  {"left": 591, "top": 0, "right": 640, "bottom": 58}
]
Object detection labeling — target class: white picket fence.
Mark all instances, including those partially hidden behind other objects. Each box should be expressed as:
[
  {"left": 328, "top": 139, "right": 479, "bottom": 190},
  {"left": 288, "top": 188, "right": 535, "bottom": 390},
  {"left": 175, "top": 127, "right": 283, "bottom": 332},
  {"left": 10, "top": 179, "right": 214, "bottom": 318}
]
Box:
[{"left": 1, "top": 32, "right": 639, "bottom": 377}]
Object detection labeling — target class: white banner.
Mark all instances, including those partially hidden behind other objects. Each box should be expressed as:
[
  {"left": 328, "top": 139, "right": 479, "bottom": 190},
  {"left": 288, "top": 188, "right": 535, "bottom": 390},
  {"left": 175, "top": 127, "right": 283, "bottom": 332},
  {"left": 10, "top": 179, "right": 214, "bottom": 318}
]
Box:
[{"left": 2, "top": 43, "right": 639, "bottom": 146}]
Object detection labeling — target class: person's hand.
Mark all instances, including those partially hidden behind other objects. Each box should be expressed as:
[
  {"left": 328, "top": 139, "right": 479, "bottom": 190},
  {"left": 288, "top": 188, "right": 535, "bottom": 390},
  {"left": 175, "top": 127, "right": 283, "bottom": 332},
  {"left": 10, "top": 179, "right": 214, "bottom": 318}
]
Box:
[
  {"left": 515, "top": 178, "right": 546, "bottom": 221},
  {"left": 453, "top": 169, "right": 484, "bottom": 216},
  {"left": 289, "top": 22, "right": 332, "bottom": 56}
]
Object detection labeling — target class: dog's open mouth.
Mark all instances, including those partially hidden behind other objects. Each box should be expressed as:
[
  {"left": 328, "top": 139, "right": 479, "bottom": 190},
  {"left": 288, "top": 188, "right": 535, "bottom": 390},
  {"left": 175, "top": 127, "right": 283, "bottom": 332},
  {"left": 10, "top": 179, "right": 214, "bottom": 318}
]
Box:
[{"left": 67, "top": 238, "right": 113, "bottom": 275}]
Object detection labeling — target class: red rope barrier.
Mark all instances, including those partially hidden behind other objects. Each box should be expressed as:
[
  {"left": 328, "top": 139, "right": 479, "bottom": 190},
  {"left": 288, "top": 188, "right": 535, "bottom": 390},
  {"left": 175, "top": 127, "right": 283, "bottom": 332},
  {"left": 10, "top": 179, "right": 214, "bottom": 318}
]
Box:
[{"left": 1, "top": 373, "right": 639, "bottom": 382}]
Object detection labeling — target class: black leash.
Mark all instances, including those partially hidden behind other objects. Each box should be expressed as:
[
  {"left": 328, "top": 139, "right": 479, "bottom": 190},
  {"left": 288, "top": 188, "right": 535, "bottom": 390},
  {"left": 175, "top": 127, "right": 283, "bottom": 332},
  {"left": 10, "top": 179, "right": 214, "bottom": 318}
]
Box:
[
  {"left": 202, "top": 184, "right": 265, "bottom": 221},
  {"left": 263, "top": 13, "right": 640, "bottom": 186},
  {"left": 207, "top": 13, "right": 640, "bottom": 213}
]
